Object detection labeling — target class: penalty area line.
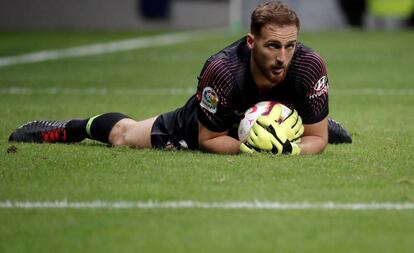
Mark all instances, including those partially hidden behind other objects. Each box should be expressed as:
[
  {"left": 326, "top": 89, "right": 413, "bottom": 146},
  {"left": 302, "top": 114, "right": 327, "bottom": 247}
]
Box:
[{"left": 1, "top": 200, "right": 414, "bottom": 210}]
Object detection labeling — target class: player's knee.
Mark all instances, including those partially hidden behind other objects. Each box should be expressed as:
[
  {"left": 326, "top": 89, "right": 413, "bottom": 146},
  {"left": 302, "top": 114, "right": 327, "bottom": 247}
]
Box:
[{"left": 109, "top": 119, "right": 136, "bottom": 146}]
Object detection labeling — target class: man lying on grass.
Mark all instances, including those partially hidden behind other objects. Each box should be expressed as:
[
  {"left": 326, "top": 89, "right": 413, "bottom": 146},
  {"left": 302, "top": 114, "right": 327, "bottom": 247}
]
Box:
[{"left": 9, "top": 1, "right": 351, "bottom": 155}]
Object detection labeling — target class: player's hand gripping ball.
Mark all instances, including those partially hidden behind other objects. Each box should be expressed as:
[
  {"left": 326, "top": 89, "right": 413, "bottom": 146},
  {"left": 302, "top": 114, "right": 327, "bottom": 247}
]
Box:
[
  {"left": 238, "top": 101, "right": 304, "bottom": 143},
  {"left": 239, "top": 101, "right": 303, "bottom": 155},
  {"left": 238, "top": 101, "right": 290, "bottom": 142}
]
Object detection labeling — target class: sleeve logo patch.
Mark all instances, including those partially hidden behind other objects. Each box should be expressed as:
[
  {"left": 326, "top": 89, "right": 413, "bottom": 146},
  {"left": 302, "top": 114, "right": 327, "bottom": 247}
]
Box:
[
  {"left": 200, "top": 87, "right": 219, "bottom": 113},
  {"left": 309, "top": 76, "right": 329, "bottom": 99}
]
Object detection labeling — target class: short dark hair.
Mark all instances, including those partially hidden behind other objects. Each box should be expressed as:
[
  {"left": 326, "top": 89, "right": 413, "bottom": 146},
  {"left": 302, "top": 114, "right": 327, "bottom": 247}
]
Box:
[{"left": 250, "top": 1, "right": 300, "bottom": 36}]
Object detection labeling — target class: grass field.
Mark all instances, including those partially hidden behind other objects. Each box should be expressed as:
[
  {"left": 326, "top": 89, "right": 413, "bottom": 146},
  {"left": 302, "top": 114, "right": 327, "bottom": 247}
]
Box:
[{"left": 0, "top": 29, "right": 414, "bottom": 252}]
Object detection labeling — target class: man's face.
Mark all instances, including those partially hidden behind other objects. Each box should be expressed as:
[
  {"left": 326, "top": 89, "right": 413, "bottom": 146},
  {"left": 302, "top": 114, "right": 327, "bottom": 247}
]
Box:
[{"left": 248, "top": 24, "right": 298, "bottom": 87}]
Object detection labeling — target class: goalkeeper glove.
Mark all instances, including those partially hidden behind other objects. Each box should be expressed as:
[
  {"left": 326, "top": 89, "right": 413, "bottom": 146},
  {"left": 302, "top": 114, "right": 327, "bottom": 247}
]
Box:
[
  {"left": 240, "top": 117, "right": 301, "bottom": 155},
  {"left": 280, "top": 109, "right": 304, "bottom": 142},
  {"left": 264, "top": 105, "right": 304, "bottom": 143}
]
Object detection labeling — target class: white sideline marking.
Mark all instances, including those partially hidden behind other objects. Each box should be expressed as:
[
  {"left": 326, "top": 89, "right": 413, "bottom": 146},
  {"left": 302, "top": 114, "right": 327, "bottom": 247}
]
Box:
[
  {"left": 0, "top": 30, "right": 218, "bottom": 68},
  {"left": 1, "top": 87, "right": 413, "bottom": 96},
  {"left": 1, "top": 200, "right": 414, "bottom": 210}
]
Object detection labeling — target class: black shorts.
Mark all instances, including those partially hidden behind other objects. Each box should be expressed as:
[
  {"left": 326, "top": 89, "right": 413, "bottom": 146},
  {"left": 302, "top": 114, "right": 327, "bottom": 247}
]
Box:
[
  {"left": 150, "top": 106, "right": 199, "bottom": 150},
  {"left": 150, "top": 111, "right": 178, "bottom": 149},
  {"left": 151, "top": 95, "right": 200, "bottom": 150}
]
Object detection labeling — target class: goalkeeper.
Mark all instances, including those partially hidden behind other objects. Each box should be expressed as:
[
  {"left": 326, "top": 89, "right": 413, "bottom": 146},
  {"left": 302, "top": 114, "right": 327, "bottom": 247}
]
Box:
[{"left": 9, "top": 1, "right": 351, "bottom": 155}]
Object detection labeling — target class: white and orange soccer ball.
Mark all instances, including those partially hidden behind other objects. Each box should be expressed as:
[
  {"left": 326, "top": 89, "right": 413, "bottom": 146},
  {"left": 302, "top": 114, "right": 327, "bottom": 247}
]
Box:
[{"left": 238, "top": 101, "right": 292, "bottom": 142}]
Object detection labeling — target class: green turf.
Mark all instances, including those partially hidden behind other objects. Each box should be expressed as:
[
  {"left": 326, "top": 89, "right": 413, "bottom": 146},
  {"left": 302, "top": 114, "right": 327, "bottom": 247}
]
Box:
[
  {"left": 0, "top": 30, "right": 170, "bottom": 57},
  {"left": 1, "top": 30, "right": 414, "bottom": 253}
]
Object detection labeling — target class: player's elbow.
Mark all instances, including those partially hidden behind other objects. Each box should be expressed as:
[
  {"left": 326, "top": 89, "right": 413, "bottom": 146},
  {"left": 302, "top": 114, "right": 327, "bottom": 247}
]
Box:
[
  {"left": 198, "top": 138, "right": 210, "bottom": 152},
  {"left": 314, "top": 133, "right": 328, "bottom": 154},
  {"left": 317, "top": 137, "right": 328, "bottom": 154},
  {"left": 299, "top": 135, "right": 328, "bottom": 155}
]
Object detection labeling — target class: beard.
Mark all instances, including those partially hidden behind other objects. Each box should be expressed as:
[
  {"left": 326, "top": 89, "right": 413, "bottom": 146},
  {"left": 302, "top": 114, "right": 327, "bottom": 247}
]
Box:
[{"left": 252, "top": 49, "right": 287, "bottom": 85}]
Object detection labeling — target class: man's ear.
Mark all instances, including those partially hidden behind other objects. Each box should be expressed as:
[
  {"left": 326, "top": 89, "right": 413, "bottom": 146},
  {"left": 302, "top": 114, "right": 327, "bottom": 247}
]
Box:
[{"left": 246, "top": 33, "right": 254, "bottom": 49}]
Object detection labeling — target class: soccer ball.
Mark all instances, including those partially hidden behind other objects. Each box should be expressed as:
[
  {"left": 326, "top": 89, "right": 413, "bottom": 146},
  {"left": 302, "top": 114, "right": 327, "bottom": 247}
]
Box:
[{"left": 238, "top": 101, "right": 292, "bottom": 142}]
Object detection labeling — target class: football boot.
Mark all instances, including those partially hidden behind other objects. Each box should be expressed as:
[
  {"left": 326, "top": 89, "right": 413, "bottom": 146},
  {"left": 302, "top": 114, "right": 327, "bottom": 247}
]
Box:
[
  {"left": 9, "top": 120, "right": 70, "bottom": 143},
  {"left": 328, "top": 118, "right": 352, "bottom": 144}
]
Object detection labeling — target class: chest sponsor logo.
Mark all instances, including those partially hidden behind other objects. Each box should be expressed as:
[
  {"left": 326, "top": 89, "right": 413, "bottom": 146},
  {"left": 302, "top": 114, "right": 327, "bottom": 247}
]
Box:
[
  {"left": 309, "top": 76, "right": 328, "bottom": 99},
  {"left": 200, "top": 87, "right": 219, "bottom": 114}
]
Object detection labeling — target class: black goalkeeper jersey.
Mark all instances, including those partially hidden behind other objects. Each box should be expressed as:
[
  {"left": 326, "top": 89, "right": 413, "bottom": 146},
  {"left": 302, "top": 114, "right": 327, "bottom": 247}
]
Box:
[{"left": 170, "top": 36, "right": 329, "bottom": 150}]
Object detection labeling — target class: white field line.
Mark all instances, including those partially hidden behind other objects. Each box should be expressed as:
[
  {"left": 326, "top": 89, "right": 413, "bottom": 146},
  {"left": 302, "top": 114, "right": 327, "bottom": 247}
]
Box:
[
  {"left": 1, "top": 200, "right": 414, "bottom": 210},
  {"left": 0, "top": 87, "right": 195, "bottom": 95},
  {"left": 1, "top": 87, "right": 414, "bottom": 96},
  {"left": 0, "top": 30, "right": 218, "bottom": 68},
  {"left": 332, "top": 88, "right": 414, "bottom": 96}
]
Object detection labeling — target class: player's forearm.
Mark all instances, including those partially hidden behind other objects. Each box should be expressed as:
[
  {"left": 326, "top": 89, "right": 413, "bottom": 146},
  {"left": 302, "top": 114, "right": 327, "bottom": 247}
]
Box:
[
  {"left": 298, "top": 135, "right": 328, "bottom": 154},
  {"left": 199, "top": 135, "right": 242, "bottom": 154}
]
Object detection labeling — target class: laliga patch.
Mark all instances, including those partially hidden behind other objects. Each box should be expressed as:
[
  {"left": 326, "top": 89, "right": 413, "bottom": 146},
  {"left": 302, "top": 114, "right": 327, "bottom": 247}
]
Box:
[
  {"left": 309, "top": 76, "right": 329, "bottom": 99},
  {"left": 200, "top": 87, "right": 219, "bottom": 113}
]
